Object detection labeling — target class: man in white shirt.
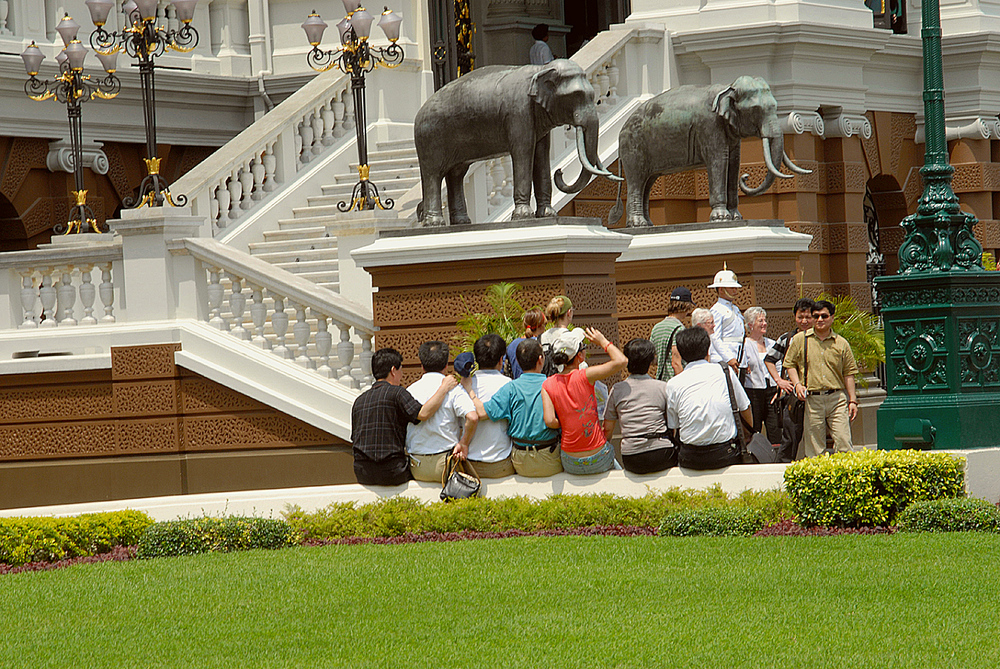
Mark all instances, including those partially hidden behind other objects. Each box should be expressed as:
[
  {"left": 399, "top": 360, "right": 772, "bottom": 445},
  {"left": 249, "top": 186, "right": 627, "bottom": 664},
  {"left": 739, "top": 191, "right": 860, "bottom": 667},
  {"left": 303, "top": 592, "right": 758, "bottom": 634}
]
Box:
[
  {"left": 459, "top": 334, "right": 516, "bottom": 478},
  {"left": 529, "top": 24, "right": 555, "bottom": 65},
  {"left": 708, "top": 264, "right": 747, "bottom": 374},
  {"left": 406, "top": 340, "right": 478, "bottom": 482},
  {"left": 690, "top": 308, "right": 737, "bottom": 368},
  {"left": 666, "top": 327, "right": 752, "bottom": 470}
]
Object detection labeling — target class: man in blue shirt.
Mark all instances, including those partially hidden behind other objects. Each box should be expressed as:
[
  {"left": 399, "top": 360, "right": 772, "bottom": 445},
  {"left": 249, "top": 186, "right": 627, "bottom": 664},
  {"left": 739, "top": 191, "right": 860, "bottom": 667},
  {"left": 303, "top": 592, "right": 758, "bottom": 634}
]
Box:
[{"left": 461, "top": 338, "right": 562, "bottom": 476}]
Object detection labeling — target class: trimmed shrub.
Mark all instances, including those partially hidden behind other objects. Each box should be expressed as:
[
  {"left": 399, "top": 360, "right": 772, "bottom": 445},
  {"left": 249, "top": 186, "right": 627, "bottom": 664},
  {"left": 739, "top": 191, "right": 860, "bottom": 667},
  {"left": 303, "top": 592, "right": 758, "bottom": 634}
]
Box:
[
  {"left": 285, "top": 488, "right": 794, "bottom": 541},
  {"left": 784, "top": 450, "right": 965, "bottom": 528},
  {"left": 0, "top": 510, "right": 153, "bottom": 566},
  {"left": 137, "top": 516, "right": 299, "bottom": 559},
  {"left": 658, "top": 508, "right": 767, "bottom": 537},
  {"left": 897, "top": 498, "right": 1000, "bottom": 533}
]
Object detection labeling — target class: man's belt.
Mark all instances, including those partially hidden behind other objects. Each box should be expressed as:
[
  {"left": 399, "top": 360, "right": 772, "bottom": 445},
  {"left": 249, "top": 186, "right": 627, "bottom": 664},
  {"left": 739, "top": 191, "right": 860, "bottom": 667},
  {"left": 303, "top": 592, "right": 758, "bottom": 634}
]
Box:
[
  {"left": 807, "top": 389, "right": 842, "bottom": 396},
  {"left": 630, "top": 430, "right": 671, "bottom": 441},
  {"left": 511, "top": 437, "right": 559, "bottom": 452}
]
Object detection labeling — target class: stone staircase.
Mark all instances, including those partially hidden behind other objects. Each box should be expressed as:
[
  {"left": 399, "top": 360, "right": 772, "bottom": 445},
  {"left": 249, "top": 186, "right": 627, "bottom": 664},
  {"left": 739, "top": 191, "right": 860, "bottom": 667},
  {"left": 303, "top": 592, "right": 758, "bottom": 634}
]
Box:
[{"left": 247, "top": 138, "right": 419, "bottom": 292}]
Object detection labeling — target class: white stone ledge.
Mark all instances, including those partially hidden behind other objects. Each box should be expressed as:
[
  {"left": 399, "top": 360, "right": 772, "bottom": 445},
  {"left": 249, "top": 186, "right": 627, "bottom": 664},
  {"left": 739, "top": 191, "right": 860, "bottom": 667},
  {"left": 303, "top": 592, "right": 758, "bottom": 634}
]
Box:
[
  {"left": 353, "top": 221, "right": 635, "bottom": 268},
  {"left": 616, "top": 224, "right": 813, "bottom": 263},
  {"left": 0, "top": 465, "right": 789, "bottom": 521}
]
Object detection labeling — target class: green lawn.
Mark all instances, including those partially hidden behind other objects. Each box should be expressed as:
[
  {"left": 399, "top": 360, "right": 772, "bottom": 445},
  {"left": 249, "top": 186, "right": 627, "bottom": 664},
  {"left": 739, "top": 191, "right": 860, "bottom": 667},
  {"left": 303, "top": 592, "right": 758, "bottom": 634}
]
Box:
[{"left": 3, "top": 533, "right": 999, "bottom": 668}]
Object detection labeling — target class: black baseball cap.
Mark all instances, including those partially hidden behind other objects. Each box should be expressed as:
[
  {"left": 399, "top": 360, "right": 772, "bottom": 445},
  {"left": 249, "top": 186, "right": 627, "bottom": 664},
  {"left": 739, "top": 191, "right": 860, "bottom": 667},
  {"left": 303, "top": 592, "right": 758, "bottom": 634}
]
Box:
[{"left": 670, "top": 287, "right": 693, "bottom": 303}]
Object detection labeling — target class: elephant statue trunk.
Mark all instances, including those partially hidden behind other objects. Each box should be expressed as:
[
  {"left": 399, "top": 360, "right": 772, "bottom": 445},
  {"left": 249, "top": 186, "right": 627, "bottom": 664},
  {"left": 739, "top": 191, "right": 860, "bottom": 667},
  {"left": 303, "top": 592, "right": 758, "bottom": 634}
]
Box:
[{"left": 555, "top": 119, "right": 622, "bottom": 194}]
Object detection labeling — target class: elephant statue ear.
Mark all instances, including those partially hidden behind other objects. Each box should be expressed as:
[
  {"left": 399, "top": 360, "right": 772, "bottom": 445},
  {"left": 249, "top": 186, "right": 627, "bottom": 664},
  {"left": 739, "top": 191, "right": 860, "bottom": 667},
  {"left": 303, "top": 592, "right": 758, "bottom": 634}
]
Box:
[
  {"left": 529, "top": 64, "right": 560, "bottom": 116},
  {"left": 712, "top": 85, "right": 737, "bottom": 128}
]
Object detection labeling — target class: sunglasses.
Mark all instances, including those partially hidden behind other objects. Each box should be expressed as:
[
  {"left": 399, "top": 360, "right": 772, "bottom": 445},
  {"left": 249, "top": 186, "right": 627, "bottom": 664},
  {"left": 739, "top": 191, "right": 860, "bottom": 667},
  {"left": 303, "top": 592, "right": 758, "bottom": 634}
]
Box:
[{"left": 813, "top": 312, "right": 832, "bottom": 320}]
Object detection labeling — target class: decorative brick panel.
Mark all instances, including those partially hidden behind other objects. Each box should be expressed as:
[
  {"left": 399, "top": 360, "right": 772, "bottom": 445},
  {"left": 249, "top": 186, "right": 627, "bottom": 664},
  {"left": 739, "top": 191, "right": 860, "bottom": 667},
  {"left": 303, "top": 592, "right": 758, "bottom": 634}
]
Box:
[
  {"left": 111, "top": 343, "right": 180, "bottom": 380},
  {"left": 113, "top": 381, "right": 179, "bottom": 417}
]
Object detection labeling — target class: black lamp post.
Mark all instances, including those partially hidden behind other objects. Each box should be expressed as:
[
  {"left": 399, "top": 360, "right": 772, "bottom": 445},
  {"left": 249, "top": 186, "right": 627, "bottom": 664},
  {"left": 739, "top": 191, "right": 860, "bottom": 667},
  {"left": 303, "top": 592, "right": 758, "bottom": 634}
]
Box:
[
  {"left": 302, "top": 3, "right": 404, "bottom": 211},
  {"left": 20, "top": 15, "right": 121, "bottom": 234},
  {"left": 85, "top": 0, "right": 200, "bottom": 208}
]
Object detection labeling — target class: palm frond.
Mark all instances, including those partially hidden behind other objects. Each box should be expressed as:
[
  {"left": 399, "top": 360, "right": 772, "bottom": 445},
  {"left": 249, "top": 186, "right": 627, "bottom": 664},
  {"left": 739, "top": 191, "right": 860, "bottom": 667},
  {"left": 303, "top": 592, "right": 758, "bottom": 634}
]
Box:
[
  {"left": 453, "top": 282, "right": 527, "bottom": 352},
  {"left": 817, "top": 293, "right": 886, "bottom": 377}
]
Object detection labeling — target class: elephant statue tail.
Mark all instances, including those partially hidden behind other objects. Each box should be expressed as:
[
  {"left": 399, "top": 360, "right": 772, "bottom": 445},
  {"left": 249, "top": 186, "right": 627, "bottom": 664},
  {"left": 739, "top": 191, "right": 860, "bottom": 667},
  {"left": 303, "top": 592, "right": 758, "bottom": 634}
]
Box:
[{"left": 606, "top": 161, "right": 625, "bottom": 227}]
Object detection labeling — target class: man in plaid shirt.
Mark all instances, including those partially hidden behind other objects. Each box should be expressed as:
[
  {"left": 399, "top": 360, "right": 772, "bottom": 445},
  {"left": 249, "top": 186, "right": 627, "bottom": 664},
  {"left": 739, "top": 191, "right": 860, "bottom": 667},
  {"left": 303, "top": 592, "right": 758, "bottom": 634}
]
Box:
[
  {"left": 764, "top": 298, "right": 815, "bottom": 462},
  {"left": 351, "top": 347, "right": 458, "bottom": 486}
]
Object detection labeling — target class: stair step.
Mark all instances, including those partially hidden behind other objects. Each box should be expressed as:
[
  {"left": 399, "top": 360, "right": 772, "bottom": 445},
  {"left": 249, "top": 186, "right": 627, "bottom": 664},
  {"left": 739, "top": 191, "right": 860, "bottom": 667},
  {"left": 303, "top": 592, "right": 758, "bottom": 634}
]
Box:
[
  {"left": 253, "top": 248, "right": 340, "bottom": 264},
  {"left": 333, "top": 166, "right": 420, "bottom": 184},
  {"left": 261, "top": 226, "right": 327, "bottom": 242},
  {"left": 318, "top": 179, "right": 420, "bottom": 197},
  {"left": 349, "top": 156, "right": 420, "bottom": 172},
  {"left": 249, "top": 237, "right": 337, "bottom": 254},
  {"left": 375, "top": 138, "right": 416, "bottom": 151},
  {"left": 293, "top": 270, "right": 341, "bottom": 284},
  {"left": 272, "top": 258, "right": 340, "bottom": 272},
  {"left": 366, "top": 147, "right": 419, "bottom": 161}
]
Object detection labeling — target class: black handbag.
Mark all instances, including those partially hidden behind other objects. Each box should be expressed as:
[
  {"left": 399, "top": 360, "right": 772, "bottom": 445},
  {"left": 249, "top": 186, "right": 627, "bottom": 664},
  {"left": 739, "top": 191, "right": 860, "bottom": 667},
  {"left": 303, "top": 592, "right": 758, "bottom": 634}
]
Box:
[{"left": 440, "top": 455, "right": 481, "bottom": 501}]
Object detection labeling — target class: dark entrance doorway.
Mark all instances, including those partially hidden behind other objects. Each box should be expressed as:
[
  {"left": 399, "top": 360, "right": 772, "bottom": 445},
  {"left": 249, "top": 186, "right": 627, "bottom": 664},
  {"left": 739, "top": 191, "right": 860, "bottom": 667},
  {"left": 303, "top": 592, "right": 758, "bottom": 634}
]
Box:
[
  {"left": 428, "top": 0, "right": 475, "bottom": 90},
  {"left": 564, "top": 0, "right": 631, "bottom": 56}
]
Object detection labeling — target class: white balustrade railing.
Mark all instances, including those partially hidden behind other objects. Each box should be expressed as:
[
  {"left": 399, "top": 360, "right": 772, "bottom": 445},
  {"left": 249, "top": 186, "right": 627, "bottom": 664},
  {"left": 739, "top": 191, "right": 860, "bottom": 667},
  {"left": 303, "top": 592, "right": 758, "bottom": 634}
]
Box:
[
  {"left": 0, "top": 242, "right": 122, "bottom": 331},
  {"left": 462, "top": 26, "right": 658, "bottom": 223},
  {"left": 173, "top": 68, "right": 353, "bottom": 237},
  {"left": 182, "top": 237, "right": 375, "bottom": 389}
]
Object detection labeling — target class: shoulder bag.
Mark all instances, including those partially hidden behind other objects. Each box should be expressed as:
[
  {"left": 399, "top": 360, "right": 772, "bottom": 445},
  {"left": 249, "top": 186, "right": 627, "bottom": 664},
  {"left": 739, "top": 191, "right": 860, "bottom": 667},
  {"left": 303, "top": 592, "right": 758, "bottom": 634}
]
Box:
[{"left": 440, "top": 455, "right": 481, "bottom": 501}]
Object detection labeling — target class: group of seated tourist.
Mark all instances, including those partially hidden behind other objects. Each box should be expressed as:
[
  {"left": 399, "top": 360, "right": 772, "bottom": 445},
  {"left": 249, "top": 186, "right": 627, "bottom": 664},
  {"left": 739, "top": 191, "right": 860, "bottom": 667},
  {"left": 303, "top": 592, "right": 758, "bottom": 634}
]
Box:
[{"left": 350, "top": 293, "right": 763, "bottom": 486}]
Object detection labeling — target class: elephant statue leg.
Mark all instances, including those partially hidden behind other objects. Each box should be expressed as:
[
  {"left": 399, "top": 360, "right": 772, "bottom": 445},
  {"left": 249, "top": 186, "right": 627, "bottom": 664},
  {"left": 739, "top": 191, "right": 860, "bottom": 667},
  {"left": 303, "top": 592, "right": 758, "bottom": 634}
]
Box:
[
  {"left": 446, "top": 163, "right": 473, "bottom": 225},
  {"left": 640, "top": 175, "right": 656, "bottom": 227},
  {"left": 706, "top": 153, "right": 733, "bottom": 222},
  {"left": 533, "top": 134, "right": 557, "bottom": 218},
  {"left": 726, "top": 143, "right": 743, "bottom": 220},
  {"left": 510, "top": 145, "right": 535, "bottom": 220},
  {"left": 419, "top": 171, "right": 447, "bottom": 227},
  {"left": 623, "top": 163, "right": 649, "bottom": 228}
]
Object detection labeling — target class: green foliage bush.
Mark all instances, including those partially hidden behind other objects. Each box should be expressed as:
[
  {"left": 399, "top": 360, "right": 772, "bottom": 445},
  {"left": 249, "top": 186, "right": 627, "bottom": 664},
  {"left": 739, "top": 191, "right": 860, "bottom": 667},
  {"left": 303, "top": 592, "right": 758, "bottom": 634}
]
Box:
[
  {"left": 784, "top": 450, "right": 965, "bottom": 528},
  {"left": 897, "top": 498, "right": 1000, "bottom": 533},
  {"left": 658, "top": 507, "right": 767, "bottom": 537},
  {"left": 136, "top": 516, "right": 299, "bottom": 559},
  {"left": 284, "top": 488, "right": 794, "bottom": 540},
  {"left": 0, "top": 510, "right": 153, "bottom": 566}
]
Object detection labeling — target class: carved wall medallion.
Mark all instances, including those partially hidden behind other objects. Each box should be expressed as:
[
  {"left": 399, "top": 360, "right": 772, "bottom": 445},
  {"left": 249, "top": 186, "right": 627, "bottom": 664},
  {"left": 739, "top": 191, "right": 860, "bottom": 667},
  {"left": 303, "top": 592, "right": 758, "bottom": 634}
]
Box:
[
  {"left": 958, "top": 317, "right": 1000, "bottom": 388},
  {"left": 889, "top": 317, "right": 949, "bottom": 393}
]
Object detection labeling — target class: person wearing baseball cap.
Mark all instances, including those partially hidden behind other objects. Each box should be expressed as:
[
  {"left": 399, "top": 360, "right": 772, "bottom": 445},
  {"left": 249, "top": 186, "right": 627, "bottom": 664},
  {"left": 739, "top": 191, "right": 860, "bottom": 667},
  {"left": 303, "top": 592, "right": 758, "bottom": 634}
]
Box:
[
  {"left": 650, "top": 286, "right": 695, "bottom": 382},
  {"left": 708, "top": 263, "right": 747, "bottom": 375},
  {"left": 540, "top": 327, "right": 626, "bottom": 475}
]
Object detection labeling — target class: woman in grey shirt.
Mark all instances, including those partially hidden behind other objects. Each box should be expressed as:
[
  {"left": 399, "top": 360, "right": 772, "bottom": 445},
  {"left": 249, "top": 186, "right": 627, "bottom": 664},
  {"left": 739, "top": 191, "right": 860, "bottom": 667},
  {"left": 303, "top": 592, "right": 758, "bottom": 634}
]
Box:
[{"left": 601, "top": 338, "right": 677, "bottom": 474}]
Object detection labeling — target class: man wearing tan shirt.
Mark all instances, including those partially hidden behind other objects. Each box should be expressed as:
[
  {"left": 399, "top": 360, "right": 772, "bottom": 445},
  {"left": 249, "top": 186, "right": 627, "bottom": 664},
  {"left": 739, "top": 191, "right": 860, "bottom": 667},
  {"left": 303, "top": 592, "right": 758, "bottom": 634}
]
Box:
[{"left": 782, "top": 300, "right": 859, "bottom": 459}]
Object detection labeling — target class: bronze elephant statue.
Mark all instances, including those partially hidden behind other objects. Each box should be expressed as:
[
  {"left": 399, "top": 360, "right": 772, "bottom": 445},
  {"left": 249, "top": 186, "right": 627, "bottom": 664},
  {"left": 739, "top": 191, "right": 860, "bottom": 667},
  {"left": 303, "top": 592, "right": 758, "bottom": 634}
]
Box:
[
  {"left": 415, "top": 59, "right": 620, "bottom": 226},
  {"left": 608, "top": 76, "right": 810, "bottom": 227}
]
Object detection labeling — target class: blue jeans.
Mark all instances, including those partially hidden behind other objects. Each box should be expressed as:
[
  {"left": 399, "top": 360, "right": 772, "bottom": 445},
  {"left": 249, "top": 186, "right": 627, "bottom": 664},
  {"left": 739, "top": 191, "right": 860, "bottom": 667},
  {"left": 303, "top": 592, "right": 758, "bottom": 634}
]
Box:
[{"left": 561, "top": 441, "right": 616, "bottom": 475}]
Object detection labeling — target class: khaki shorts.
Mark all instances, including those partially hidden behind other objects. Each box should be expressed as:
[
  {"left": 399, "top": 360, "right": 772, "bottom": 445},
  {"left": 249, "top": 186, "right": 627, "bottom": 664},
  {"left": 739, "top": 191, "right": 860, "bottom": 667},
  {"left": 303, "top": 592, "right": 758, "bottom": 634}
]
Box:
[
  {"left": 408, "top": 451, "right": 450, "bottom": 483},
  {"left": 511, "top": 446, "right": 563, "bottom": 477},
  {"left": 468, "top": 456, "right": 516, "bottom": 479}
]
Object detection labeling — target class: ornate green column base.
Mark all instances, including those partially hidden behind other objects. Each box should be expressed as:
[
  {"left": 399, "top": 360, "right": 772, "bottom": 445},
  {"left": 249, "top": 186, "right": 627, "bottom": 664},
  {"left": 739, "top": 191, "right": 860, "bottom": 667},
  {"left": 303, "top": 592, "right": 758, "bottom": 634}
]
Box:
[{"left": 876, "top": 271, "right": 1000, "bottom": 450}]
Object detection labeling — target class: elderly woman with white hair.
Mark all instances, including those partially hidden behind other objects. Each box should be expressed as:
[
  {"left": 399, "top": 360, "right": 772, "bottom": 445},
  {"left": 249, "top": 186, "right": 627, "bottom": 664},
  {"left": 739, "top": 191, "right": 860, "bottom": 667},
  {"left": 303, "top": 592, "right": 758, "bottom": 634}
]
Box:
[
  {"left": 690, "top": 308, "right": 738, "bottom": 369},
  {"left": 743, "top": 306, "right": 781, "bottom": 444}
]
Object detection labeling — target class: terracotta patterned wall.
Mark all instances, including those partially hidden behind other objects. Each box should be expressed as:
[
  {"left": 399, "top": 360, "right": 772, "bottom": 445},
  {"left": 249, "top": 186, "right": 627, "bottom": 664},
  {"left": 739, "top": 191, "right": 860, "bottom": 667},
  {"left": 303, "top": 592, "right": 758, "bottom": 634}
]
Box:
[
  {"left": 0, "top": 343, "right": 353, "bottom": 509},
  {"left": 369, "top": 253, "right": 622, "bottom": 385}
]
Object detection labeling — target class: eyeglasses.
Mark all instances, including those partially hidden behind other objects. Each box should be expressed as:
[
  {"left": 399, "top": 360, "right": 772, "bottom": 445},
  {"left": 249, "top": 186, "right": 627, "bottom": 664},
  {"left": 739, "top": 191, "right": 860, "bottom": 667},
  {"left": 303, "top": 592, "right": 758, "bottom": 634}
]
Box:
[{"left": 813, "top": 313, "right": 832, "bottom": 320}]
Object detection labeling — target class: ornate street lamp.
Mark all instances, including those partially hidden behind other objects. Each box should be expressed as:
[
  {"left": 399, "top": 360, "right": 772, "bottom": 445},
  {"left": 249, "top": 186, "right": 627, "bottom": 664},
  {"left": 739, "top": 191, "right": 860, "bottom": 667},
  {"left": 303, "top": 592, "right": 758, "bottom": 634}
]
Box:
[
  {"left": 20, "top": 15, "right": 121, "bottom": 234},
  {"left": 85, "top": 0, "right": 200, "bottom": 208},
  {"left": 302, "top": 4, "right": 405, "bottom": 211},
  {"left": 874, "top": 0, "right": 1000, "bottom": 450}
]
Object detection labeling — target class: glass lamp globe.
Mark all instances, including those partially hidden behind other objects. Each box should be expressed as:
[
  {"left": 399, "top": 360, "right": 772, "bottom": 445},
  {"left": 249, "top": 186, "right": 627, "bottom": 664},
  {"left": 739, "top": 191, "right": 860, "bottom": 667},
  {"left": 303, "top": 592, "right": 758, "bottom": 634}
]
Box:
[
  {"left": 20, "top": 42, "right": 45, "bottom": 76},
  {"left": 55, "top": 14, "right": 81, "bottom": 46},
  {"left": 65, "top": 41, "right": 88, "bottom": 71},
  {"left": 301, "top": 12, "right": 328, "bottom": 47},
  {"left": 341, "top": 0, "right": 363, "bottom": 14},
  {"left": 85, "top": 0, "right": 115, "bottom": 27},
  {"left": 349, "top": 8, "right": 374, "bottom": 40},
  {"left": 378, "top": 9, "right": 402, "bottom": 43},
  {"left": 173, "top": 0, "right": 199, "bottom": 23}
]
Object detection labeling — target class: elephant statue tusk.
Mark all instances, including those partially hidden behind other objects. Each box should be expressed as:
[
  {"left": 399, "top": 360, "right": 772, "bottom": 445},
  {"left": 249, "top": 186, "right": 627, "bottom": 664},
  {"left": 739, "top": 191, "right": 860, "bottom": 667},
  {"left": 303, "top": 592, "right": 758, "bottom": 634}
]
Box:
[
  {"left": 762, "top": 137, "right": 794, "bottom": 179},
  {"left": 575, "top": 128, "right": 623, "bottom": 181},
  {"left": 782, "top": 152, "right": 812, "bottom": 175}
]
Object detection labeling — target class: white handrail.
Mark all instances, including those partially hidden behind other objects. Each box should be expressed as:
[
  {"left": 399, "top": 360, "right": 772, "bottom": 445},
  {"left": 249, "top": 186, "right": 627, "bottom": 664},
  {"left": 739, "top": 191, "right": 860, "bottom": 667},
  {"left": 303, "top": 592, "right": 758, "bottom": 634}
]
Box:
[{"left": 173, "top": 68, "right": 354, "bottom": 237}]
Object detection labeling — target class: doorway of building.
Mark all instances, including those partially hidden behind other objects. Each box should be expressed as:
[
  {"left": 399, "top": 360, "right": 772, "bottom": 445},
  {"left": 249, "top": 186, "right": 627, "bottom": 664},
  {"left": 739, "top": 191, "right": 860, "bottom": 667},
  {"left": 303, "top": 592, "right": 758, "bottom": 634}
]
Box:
[
  {"left": 564, "top": 0, "right": 631, "bottom": 56},
  {"left": 428, "top": 0, "right": 476, "bottom": 89}
]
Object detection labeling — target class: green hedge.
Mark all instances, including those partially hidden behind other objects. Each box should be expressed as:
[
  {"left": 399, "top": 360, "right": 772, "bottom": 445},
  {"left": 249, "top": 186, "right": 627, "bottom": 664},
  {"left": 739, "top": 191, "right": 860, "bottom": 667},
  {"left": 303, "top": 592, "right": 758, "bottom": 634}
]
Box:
[
  {"left": 897, "top": 498, "right": 1000, "bottom": 533},
  {"left": 285, "top": 488, "right": 794, "bottom": 540},
  {"left": 136, "top": 516, "right": 299, "bottom": 559},
  {"left": 0, "top": 510, "right": 153, "bottom": 566},
  {"left": 784, "top": 450, "right": 965, "bottom": 528},
  {"left": 658, "top": 508, "right": 767, "bottom": 537}
]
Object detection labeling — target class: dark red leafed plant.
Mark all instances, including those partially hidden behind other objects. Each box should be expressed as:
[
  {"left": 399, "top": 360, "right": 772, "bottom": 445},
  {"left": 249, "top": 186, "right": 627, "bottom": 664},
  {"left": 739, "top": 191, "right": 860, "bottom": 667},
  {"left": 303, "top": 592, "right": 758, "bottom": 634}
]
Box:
[
  {"left": 0, "top": 545, "right": 137, "bottom": 575},
  {"left": 754, "top": 520, "right": 895, "bottom": 537}
]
